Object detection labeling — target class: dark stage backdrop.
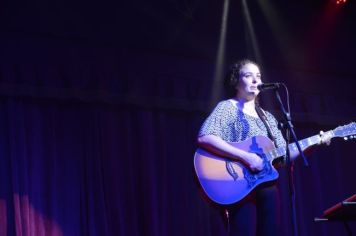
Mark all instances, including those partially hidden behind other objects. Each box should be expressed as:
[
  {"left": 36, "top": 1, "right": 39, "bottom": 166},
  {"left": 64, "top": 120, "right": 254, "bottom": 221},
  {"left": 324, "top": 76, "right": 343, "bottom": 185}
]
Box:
[{"left": 0, "top": 37, "right": 355, "bottom": 236}]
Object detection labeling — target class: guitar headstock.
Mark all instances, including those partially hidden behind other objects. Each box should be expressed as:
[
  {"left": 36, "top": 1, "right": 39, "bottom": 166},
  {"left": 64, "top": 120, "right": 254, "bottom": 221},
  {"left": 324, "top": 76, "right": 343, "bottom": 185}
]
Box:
[{"left": 333, "top": 122, "right": 356, "bottom": 139}]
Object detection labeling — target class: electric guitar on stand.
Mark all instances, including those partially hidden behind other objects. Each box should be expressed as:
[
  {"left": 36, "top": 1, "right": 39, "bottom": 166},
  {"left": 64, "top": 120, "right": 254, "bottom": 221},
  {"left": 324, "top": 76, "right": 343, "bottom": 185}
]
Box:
[{"left": 194, "top": 122, "right": 355, "bottom": 205}]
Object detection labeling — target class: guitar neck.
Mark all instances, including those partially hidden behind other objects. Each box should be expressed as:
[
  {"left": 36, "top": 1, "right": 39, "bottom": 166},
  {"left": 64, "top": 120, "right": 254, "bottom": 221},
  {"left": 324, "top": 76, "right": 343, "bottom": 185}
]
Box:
[{"left": 267, "top": 130, "right": 334, "bottom": 161}]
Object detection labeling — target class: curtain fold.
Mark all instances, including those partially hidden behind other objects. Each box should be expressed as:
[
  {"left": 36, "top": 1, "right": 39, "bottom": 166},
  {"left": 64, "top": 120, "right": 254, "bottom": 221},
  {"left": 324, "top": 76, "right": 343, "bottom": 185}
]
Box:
[{"left": 0, "top": 45, "right": 355, "bottom": 235}]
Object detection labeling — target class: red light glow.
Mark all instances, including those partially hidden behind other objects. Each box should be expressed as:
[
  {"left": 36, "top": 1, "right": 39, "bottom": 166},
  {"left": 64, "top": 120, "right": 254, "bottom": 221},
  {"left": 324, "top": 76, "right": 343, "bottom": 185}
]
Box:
[{"left": 336, "top": 0, "right": 347, "bottom": 5}]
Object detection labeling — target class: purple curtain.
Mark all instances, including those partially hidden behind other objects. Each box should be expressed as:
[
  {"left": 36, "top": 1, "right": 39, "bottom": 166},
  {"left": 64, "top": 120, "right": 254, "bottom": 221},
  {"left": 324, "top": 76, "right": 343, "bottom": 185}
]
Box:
[{"left": 0, "top": 37, "right": 355, "bottom": 236}]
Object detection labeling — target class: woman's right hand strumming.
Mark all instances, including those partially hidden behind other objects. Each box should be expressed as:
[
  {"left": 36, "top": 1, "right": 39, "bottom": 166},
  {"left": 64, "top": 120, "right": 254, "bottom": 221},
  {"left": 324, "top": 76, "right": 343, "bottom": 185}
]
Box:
[{"left": 244, "top": 152, "right": 264, "bottom": 172}]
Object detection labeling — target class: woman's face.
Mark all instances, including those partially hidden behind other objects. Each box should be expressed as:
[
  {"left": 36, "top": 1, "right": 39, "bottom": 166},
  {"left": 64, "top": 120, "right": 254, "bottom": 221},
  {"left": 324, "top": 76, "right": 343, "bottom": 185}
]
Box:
[{"left": 236, "top": 63, "right": 262, "bottom": 99}]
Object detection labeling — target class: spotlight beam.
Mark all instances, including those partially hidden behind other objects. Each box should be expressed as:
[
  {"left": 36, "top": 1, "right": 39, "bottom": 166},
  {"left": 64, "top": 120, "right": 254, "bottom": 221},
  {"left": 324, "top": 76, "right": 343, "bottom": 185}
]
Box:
[
  {"left": 242, "top": 0, "right": 262, "bottom": 64},
  {"left": 211, "top": 0, "right": 230, "bottom": 106}
]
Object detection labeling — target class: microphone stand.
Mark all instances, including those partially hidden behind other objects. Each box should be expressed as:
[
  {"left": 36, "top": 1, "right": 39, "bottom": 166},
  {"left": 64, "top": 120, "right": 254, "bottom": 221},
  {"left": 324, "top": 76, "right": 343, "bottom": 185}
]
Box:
[{"left": 273, "top": 87, "right": 309, "bottom": 236}]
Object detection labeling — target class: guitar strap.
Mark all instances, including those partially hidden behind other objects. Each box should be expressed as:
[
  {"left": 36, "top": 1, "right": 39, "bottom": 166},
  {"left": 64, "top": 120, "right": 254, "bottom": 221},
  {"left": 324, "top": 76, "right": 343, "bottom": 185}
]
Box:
[{"left": 255, "top": 106, "right": 278, "bottom": 147}]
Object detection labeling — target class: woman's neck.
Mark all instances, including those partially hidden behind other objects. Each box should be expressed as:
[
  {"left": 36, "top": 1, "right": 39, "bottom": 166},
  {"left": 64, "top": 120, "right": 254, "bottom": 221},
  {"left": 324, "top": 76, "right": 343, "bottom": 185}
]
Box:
[
  {"left": 234, "top": 97, "right": 256, "bottom": 110},
  {"left": 232, "top": 96, "right": 258, "bottom": 117}
]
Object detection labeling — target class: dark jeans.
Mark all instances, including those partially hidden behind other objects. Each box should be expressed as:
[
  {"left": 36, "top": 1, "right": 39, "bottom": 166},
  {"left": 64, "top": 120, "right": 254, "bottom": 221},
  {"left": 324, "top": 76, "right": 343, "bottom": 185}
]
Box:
[{"left": 226, "top": 184, "right": 281, "bottom": 236}]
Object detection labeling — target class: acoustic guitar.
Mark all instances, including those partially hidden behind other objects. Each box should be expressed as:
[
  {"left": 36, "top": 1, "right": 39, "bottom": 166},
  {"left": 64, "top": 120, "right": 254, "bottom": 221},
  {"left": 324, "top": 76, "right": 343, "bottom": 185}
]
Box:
[{"left": 194, "top": 122, "right": 355, "bottom": 205}]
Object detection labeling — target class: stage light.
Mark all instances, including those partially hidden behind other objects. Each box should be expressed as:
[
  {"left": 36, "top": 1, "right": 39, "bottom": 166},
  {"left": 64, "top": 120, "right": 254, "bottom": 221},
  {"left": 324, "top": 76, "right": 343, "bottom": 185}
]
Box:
[{"left": 335, "top": 0, "right": 347, "bottom": 5}]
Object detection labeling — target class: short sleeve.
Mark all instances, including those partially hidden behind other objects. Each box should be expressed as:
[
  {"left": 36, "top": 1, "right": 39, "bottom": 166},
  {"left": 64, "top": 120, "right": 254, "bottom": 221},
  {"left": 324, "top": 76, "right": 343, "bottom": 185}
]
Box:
[{"left": 198, "top": 101, "right": 234, "bottom": 139}]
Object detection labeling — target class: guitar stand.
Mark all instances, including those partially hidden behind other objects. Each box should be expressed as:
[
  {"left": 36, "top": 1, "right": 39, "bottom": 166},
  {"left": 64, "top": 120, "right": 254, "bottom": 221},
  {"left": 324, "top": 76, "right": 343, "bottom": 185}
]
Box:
[{"left": 314, "top": 194, "right": 356, "bottom": 236}]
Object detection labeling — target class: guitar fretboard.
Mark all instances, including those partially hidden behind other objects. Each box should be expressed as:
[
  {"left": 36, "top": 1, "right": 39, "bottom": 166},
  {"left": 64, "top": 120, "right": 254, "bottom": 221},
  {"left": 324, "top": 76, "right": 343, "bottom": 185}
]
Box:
[{"left": 265, "top": 131, "right": 334, "bottom": 161}]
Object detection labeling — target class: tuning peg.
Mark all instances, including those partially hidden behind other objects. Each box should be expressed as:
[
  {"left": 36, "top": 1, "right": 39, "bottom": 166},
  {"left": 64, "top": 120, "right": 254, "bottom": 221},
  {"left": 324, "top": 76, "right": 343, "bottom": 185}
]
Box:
[{"left": 344, "top": 135, "right": 356, "bottom": 140}]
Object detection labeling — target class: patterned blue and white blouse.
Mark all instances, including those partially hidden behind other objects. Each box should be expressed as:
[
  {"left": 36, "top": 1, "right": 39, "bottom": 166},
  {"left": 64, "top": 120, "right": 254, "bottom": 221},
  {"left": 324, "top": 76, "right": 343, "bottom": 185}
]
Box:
[{"left": 198, "top": 100, "right": 286, "bottom": 148}]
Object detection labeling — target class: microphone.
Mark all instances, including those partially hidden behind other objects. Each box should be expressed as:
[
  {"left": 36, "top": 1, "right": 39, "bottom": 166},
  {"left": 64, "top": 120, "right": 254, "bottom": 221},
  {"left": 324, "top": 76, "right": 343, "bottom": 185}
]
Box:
[{"left": 257, "top": 83, "right": 281, "bottom": 91}]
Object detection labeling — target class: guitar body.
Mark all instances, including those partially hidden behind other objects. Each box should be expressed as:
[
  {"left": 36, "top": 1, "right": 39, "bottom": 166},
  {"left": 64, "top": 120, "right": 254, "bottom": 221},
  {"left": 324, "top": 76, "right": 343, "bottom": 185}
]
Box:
[{"left": 194, "top": 136, "right": 279, "bottom": 205}]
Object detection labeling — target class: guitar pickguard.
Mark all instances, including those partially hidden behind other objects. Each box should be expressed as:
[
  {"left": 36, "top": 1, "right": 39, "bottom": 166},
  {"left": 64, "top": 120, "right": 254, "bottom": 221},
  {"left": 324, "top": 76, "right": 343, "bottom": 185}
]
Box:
[{"left": 243, "top": 154, "right": 274, "bottom": 188}]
